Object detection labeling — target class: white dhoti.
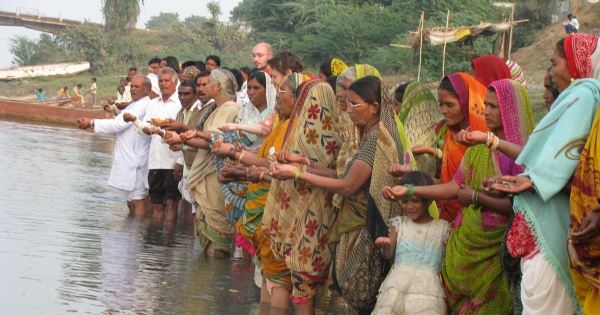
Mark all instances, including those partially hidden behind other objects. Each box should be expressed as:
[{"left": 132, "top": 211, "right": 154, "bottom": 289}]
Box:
[
  {"left": 122, "top": 166, "right": 148, "bottom": 201},
  {"left": 521, "top": 254, "right": 575, "bottom": 315}
]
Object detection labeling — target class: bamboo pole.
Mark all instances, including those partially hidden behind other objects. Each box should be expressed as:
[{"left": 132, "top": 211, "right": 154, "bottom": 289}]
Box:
[
  {"left": 442, "top": 10, "right": 450, "bottom": 78},
  {"left": 417, "top": 11, "right": 424, "bottom": 82},
  {"left": 507, "top": 4, "right": 515, "bottom": 60}
]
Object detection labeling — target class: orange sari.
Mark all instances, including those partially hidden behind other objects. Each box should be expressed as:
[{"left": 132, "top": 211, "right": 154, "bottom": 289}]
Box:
[{"left": 438, "top": 73, "right": 487, "bottom": 223}]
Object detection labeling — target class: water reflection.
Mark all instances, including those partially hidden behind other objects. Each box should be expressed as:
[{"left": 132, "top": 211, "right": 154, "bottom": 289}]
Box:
[{"left": 0, "top": 119, "right": 347, "bottom": 314}]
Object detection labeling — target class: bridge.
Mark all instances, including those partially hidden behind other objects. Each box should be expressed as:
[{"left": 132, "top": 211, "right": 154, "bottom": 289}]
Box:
[{"left": 0, "top": 7, "right": 87, "bottom": 34}]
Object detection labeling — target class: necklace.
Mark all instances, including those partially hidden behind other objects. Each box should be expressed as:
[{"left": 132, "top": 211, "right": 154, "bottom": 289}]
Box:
[{"left": 361, "top": 119, "right": 380, "bottom": 141}]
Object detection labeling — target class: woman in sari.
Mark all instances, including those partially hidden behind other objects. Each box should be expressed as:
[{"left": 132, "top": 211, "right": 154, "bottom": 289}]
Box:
[
  {"left": 271, "top": 75, "right": 404, "bottom": 314},
  {"left": 382, "top": 78, "right": 534, "bottom": 314},
  {"left": 411, "top": 73, "right": 488, "bottom": 223},
  {"left": 491, "top": 34, "right": 600, "bottom": 314},
  {"left": 210, "top": 73, "right": 311, "bottom": 311},
  {"left": 469, "top": 55, "right": 512, "bottom": 87},
  {"left": 260, "top": 75, "right": 341, "bottom": 314}
]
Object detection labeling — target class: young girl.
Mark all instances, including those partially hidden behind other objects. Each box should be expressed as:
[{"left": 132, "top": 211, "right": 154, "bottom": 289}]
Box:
[{"left": 374, "top": 171, "right": 449, "bottom": 315}]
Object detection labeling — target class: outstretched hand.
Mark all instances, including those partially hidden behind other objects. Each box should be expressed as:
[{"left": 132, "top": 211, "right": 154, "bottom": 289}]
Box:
[
  {"left": 491, "top": 176, "right": 535, "bottom": 195},
  {"left": 387, "top": 163, "right": 413, "bottom": 177},
  {"left": 76, "top": 117, "right": 92, "bottom": 129},
  {"left": 123, "top": 113, "right": 137, "bottom": 122},
  {"left": 277, "top": 150, "right": 306, "bottom": 164},
  {"left": 180, "top": 129, "right": 197, "bottom": 142},
  {"left": 456, "top": 130, "right": 487, "bottom": 147},
  {"left": 218, "top": 123, "right": 238, "bottom": 133},
  {"left": 381, "top": 185, "right": 408, "bottom": 201},
  {"left": 480, "top": 176, "right": 508, "bottom": 199},
  {"left": 411, "top": 144, "right": 435, "bottom": 156},
  {"left": 456, "top": 184, "right": 475, "bottom": 207},
  {"left": 375, "top": 237, "right": 391, "bottom": 248},
  {"left": 269, "top": 161, "right": 297, "bottom": 180}
]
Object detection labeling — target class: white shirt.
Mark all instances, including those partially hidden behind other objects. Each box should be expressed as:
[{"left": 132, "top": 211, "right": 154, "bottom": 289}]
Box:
[
  {"left": 563, "top": 18, "right": 579, "bottom": 30},
  {"left": 94, "top": 96, "right": 151, "bottom": 191},
  {"left": 134, "top": 92, "right": 184, "bottom": 169},
  {"left": 116, "top": 91, "right": 132, "bottom": 104}
]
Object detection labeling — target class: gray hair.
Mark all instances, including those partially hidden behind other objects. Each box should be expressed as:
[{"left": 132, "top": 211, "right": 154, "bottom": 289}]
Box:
[
  {"left": 158, "top": 67, "right": 178, "bottom": 82},
  {"left": 209, "top": 69, "right": 238, "bottom": 100},
  {"left": 132, "top": 75, "right": 151, "bottom": 90},
  {"left": 137, "top": 66, "right": 154, "bottom": 76},
  {"left": 341, "top": 67, "right": 357, "bottom": 82}
]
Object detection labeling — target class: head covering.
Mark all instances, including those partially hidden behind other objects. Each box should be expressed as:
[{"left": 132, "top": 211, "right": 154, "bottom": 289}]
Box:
[
  {"left": 182, "top": 66, "right": 200, "bottom": 80},
  {"left": 564, "top": 33, "right": 600, "bottom": 79},
  {"left": 437, "top": 72, "right": 487, "bottom": 223},
  {"left": 356, "top": 64, "right": 381, "bottom": 78},
  {"left": 445, "top": 80, "right": 534, "bottom": 315},
  {"left": 471, "top": 55, "right": 512, "bottom": 87},
  {"left": 147, "top": 73, "right": 161, "bottom": 96},
  {"left": 331, "top": 59, "right": 348, "bottom": 76},
  {"left": 236, "top": 71, "right": 277, "bottom": 149},
  {"left": 397, "top": 82, "right": 441, "bottom": 177},
  {"left": 506, "top": 60, "right": 527, "bottom": 88},
  {"left": 262, "top": 79, "right": 341, "bottom": 302}
]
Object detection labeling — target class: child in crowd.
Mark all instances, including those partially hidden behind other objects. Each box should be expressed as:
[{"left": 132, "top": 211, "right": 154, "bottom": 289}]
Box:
[
  {"left": 37, "top": 88, "right": 46, "bottom": 101},
  {"left": 374, "top": 171, "right": 449, "bottom": 315}
]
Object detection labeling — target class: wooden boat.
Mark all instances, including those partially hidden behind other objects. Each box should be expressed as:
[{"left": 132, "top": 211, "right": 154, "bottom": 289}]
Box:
[
  {"left": 0, "top": 98, "right": 108, "bottom": 124},
  {"left": 0, "top": 62, "right": 90, "bottom": 80}
]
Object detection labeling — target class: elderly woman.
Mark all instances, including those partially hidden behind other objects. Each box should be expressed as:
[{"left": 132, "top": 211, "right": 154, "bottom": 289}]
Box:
[
  {"left": 271, "top": 75, "right": 403, "bottom": 314},
  {"left": 176, "top": 69, "right": 241, "bottom": 257},
  {"left": 491, "top": 34, "right": 600, "bottom": 314}
]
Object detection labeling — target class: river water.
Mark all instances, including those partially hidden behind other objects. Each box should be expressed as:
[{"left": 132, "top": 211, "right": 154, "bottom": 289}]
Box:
[{"left": 0, "top": 119, "right": 347, "bottom": 314}]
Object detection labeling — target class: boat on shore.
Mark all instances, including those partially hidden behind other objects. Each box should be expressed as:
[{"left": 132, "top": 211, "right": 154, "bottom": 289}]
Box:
[
  {"left": 0, "top": 98, "right": 108, "bottom": 125},
  {"left": 0, "top": 62, "right": 90, "bottom": 80}
]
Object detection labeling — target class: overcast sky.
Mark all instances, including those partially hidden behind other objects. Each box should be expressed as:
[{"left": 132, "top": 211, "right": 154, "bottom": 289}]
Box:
[{"left": 0, "top": 0, "right": 240, "bottom": 68}]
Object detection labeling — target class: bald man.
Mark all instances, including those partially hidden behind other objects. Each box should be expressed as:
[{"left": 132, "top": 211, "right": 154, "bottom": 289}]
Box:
[{"left": 252, "top": 42, "right": 273, "bottom": 73}]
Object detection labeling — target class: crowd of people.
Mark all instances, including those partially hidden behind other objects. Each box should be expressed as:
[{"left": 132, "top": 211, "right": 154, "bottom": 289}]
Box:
[{"left": 75, "top": 34, "right": 600, "bottom": 315}]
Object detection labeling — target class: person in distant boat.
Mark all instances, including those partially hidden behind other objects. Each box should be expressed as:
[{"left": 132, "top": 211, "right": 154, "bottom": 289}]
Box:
[
  {"left": 106, "top": 85, "right": 132, "bottom": 117},
  {"left": 37, "top": 88, "right": 46, "bottom": 101},
  {"left": 89, "top": 78, "right": 97, "bottom": 106},
  {"left": 57, "top": 86, "right": 70, "bottom": 99},
  {"left": 73, "top": 84, "right": 84, "bottom": 108},
  {"left": 76, "top": 75, "right": 153, "bottom": 217}
]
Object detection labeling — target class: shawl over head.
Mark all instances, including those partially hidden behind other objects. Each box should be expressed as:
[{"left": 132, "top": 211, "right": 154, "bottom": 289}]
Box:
[
  {"left": 506, "top": 60, "right": 527, "bottom": 88},
  {"left": 564, "top": 33, "right": 600, "bottom": 80},
  {"left": 472, "top": 55, "right": 512, "bottom": 88}
]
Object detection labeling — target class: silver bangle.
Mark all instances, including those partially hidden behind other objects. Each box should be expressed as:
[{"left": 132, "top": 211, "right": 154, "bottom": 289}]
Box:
[{"left": 90, "top": 119, "right": 94, "bottom": 127}]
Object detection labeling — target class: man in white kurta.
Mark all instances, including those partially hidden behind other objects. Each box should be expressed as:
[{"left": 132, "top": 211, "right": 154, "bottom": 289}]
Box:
[
  {"left": 124, "top": 67, "right": 183, "bottom": 222},
  {"left": 76, "top": 75, "right": 153, "bottom": 216}
]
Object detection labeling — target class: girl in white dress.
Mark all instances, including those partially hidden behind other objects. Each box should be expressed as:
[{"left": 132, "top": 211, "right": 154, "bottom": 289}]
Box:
[{"left": 374, "top": 171, "right": 450, "bottom": 315}]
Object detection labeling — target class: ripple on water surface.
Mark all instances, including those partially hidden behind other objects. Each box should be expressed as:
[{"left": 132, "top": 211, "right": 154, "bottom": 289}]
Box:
[{"left": 0, "top": 119, "right": 347, "bottom": 314}]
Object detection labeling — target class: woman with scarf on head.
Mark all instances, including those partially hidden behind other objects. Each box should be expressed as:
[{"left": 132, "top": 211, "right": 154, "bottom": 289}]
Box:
[
  {"left": 411, "top": 73, "right": 488, "bottom": 223},
  {"left": 257, "top": 75, "right": 342, "bottom": 314},
  {"left": 491, "top": 34, "right": 600, "bottom": 315},
  {"left": 271, "top": 75, "right": 403, "bottom": 314},
  {"left": 469, "top": 55, "right": 513, "bottom": 87},
  {"left": 382, "top": 78, "right": 535, "bottom": 314},
  {"left": 211, "top": 73, "right": 311, "bottom": 312}
]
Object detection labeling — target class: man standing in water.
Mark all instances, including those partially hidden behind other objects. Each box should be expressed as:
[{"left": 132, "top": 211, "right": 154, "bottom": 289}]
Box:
[
  {"left": 252, "top": 42, "right": 273, "bottom": 74},
  {"left": 76, "top": 75, "right": 152, "bottom": 216},
  {"left": 124, "top": 68, "right": 183, "bottom": 222}
]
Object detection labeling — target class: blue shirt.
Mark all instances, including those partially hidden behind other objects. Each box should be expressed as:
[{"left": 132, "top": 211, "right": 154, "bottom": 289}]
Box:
[{"left": 37, "top": 92, "right": 46, "bottom": 101}]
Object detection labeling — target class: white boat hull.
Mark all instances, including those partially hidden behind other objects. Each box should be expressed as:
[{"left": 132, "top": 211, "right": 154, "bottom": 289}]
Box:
[{"left": 0, "top": 61, "right": 90, "bottom": 80}]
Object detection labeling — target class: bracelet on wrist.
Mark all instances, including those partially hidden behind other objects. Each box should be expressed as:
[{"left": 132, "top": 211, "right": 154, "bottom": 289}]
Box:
[
  {"left": 294, "top": 167, "right": 304, "bottom": 183},
  {"left": 404, "top": 184, "right": 414, "bottom": 200}
]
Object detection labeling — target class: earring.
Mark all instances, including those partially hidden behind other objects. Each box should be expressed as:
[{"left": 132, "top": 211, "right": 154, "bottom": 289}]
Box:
[{"left": 571, "top": 78, "right": 575, "bottom": 82}]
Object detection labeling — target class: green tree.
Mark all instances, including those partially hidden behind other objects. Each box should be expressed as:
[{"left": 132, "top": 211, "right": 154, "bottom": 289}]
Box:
[
  {"left": 184, "top": 15, "right": 206, "bottom": 30},
  {"left": 9, "top": 35, "right": 38, "bottom": 66},
  {"left": 101, "top": 0, "right": 144, "bottom": 31},
  {"left": 145, "top": 12, "right": 180, "bottom": 30}
]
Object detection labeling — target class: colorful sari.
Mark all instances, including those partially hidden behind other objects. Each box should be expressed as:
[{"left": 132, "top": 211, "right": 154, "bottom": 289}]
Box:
[
  {"left": 235, "top": 114, "right": 291, "bottom": 289},
  {"left": 330, "top": 76, "right": 404, "bottom": 312},
  {"left": 398, "top": 82, "right": 441, "bottom": 182},
  {"left": 506, "top": 60, "right": 527, "bottom": 88},
  {"left": 211, "top": 72, "right": 277, "bottom": 224},
  {"left": 566, "top": 33, "right": 600, "bottom": 315},
  {"left": 443, "top": 79, "right": 533, "bottom": 314},
  {"left": 330, "top": 58, "right": 348, "bottom": 76},
  {"left": 262, "top": 76, "right": 342, "bottom": 302},
  {"left": 472, "top": 55, "right": 512, "bottom": 87},
  {"left": 438, "top": 73, "right": 487, "bottom": 223}
]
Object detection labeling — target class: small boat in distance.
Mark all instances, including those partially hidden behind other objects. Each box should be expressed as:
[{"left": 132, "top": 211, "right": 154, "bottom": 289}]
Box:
[
  {"left": 0, "top": 62, "right": 90, "bottom": 80},
  {"left": 0, "top": 97, "right": 107, "bottom": 124}
]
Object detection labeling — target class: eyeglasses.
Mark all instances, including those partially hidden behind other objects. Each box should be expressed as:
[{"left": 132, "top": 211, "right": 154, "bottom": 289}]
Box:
[
  {"left": 251, "top": 53, "right": 266, "bottom": 58},
  {"left": 277, "top": 89, "right": 290, "bottom": 97},
  {"left": 345, "top": 99, "right": 365, "bottom": 108}
]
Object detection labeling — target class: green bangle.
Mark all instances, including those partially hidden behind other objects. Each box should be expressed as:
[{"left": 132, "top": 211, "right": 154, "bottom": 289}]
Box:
[{"left": 404, "top": 184, "right": 414, "bottom": 200}]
